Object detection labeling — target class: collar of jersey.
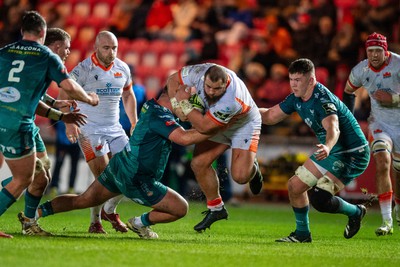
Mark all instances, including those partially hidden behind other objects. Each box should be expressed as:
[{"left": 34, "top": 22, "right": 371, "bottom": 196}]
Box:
[{"left": 91, "top": 53, "right": 114, "bottom": 71}]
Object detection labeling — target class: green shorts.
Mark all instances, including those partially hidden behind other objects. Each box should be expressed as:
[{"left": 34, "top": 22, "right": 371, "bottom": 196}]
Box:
[
  {"left": 98, "top": 163, "right": 168, "bottom": 207},
  {"left": 310, "top": 145, "right": 370, "bottom": 185},
  {"left": 33, "top": 125, "right": 46, "bottom": 153},
  {"left": 0, "top": 127, "right": 35, "bottom": 159}
]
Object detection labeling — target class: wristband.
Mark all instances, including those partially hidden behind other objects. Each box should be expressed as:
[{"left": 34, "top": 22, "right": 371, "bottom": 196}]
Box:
[
  {"left": 170, "top": 97, "right": 179, "bottom": 110},
  {"left": 47, "top": 108, "right": 63, "bottom": 121},
  {"left": 392, "top": 94, "right": 400, "bottom": 106},
  {"left": 43, "top": 94, "right": 56, "bottom": 107},
  {"left": 179, "top": 99, "right": 194, "bottom": 116}
]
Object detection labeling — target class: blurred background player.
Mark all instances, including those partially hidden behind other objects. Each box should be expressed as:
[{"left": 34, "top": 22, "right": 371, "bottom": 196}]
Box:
[
  {"left": 60, "top": 31, "right": 138, "bottom": 234},
  {"left": 343, "top": 32, "right": 400, "bottom": 236}
]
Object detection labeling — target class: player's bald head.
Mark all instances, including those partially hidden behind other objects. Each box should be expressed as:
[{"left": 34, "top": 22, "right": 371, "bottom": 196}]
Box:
[{"left": 95, "top": 31, "right": 117, "bottom": 46}]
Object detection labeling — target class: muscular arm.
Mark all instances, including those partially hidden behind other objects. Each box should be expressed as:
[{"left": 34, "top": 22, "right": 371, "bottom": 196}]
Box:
[
  {"left": 168, "top": 127, "right": 212, "bottom": 146},
  {"left": 59, "top": 78, "right": 99, "bottom": 106},
  {"left": 121, "top": 86, "right": 138, "bottom": 127},
  {"left": 321, "top": 114, "right": 340, "bottom": 151},
  {"left": 166, "top": 72, "right": 181, "bottom": 98},
  {"left": 259, "top": 105, "right": 289, "bottom": 125}
]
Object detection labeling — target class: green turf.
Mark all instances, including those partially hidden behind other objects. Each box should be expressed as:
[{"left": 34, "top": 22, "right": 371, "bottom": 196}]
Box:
[{"left": 0, "top": 198, "right": 398, "bottom": 267}]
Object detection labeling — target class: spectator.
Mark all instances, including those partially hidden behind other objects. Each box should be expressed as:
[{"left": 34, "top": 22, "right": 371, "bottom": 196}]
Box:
[{"left": 48, "top": 121, "right": 81, "bottom": 196}]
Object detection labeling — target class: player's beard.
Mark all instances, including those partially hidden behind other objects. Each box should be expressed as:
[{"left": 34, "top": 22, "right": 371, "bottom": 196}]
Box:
[
  {"left": 98, "top": 53, "right": 115, "bottom": 67},
  {"left": 205, "top": 91, "right": 225, "bottom": 105}
]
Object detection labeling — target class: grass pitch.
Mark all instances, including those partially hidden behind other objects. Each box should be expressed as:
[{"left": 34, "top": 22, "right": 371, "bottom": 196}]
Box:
[{"left": 0, "top": 198, "right": 398, "bottom": 267}]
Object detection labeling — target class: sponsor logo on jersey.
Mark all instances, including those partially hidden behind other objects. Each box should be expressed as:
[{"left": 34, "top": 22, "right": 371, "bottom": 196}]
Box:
[
  {"left": 96, "top": 82, "right": 121, "bottom": 95},
  {"left": 0, "top": 144, "right": 16, "bottom": 154},
  {"left": 213, "top": 110, "right": 230, "bottom": 121},
  {"left": 0, "top": 87, "right": 21, "bottom": 103},
  {"left": 304, "top": 118, "right": 312, "bottom": 128},
  {"left": 114, "top": 72, "right": 123, "bottom": 78},
  {"left": 383, "top": 72, "right": 391, "bottom": 78},
  {"left": 322, "top": 103, "right": 337, "bottom": 114},
  {"left": 165, "top": 120, "right": 176, "bottom": 126},
  {"left": 373, "top": 129, "right": 383, "bottom": 134}
]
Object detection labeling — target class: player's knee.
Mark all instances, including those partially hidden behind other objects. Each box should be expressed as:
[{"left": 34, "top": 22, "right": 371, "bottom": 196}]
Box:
[
  {"left": 40, "top": 156, "right": 51, "bottom": 172},
  {"left": 294, "top": 165, "right": 318, "bottom": 188},
  {"left": 310, "top": 177, "right": 340, "bottom": 213},
  {"left": 34, "top": 158, "right": 44, "bottom": 175},
  {"left": 393, "top": 155, "right": 400, "bottom": 173},
  {"left": 175, "top": 200, "right": 189, "bottom": 219},
  {"left": 371, "top": 139, "right": 391, "bottom": 155}
]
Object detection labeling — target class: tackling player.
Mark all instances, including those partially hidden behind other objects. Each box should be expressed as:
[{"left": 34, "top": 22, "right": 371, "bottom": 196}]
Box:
[{"left": 37, "top": 88, "right": 212, "bottom": 239}]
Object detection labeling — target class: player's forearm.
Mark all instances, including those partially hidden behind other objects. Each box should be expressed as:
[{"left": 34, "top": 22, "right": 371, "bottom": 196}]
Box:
[
  {"left": 324, "top": 126, "right": 340, "bottom": 151},
  {"left": 166, "top": 72, "right": 180, "bottom": 98},
  {"left": 122, "top": 94, "right": 138, "bottom": 126},
  {"left": 179, "top": 129, "right": 212, "bottom": 146},
  {"left": 186, "top": 111, "right": 220, "bottom": 134},
  {"left": 60, "top": 79, "right": 96, "bottom": 106}
]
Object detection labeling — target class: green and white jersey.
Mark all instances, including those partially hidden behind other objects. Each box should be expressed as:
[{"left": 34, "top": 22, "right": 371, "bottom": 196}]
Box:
[
  {"left": 0, "top": 40, "right": 69, "bottom": 131},
  {"left": 279, "top": 83, "right": 368, "bottom": 155}
]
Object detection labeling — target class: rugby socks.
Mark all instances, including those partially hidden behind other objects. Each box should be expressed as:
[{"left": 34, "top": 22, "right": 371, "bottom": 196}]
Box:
[
  {"left": 0, "top": 176, "right": 12, "bottom": 188},
  {"left": 335, "top": 197, "right": 360, "bottom": 217},
  {"left": 207, "top": 197, "right": 224, "bottom": 211},
  {"left": 38, "top": 201, "right": 54, "bottom": 217},
  {"left": 378, "top": 191, "right": 393, "bottom": 225},
  {"left": 90, "top": 206, "right": 101, "bottom": 223},
  {"left": 0, "top": 188, "right": 16, "bottom": 216},
  {"left": 103, "top": 195, "right": 124, "bottom": 214},
  {"left": 293, "top": 206, "right": 310, "bottom": 237},
  {"left": 135, "top": 213, "right": 152, "bottom": 227},
  {"left": 24, "top": 190, "right": 41, "bottom": 219}
]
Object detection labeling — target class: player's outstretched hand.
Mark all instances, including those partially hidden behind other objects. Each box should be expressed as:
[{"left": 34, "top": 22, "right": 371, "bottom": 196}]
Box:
[
  {"left": 61, "top": 109, "right": 87, "bottom": 127},
  {"left": 54, "top": 99, "right": 78, "bottom": 110}
]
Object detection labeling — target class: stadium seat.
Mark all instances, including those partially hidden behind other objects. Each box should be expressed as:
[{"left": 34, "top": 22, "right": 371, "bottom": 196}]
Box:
[
  {"left": 91, "top": 2, "right": 112, "bottom": 18},
  {"left": 73, "top": 1, "right": 91, "bottom": 19},
  {"left": 123, "top": 51, "right": 141, "bottom": 67}
]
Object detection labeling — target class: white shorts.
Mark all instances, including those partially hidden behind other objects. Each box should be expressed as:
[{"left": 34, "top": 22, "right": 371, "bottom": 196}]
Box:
[
  {"left": 369, "top": 120, "right": 400, "bottom": 153},
  {"left": 78, "top": 128, "right": 129, "bottom": 162},
  {"left": 209, "top": 108, "right": 261, "bottom": 152}
]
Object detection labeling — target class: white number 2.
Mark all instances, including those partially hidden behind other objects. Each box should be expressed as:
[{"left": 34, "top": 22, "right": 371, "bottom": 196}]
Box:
[{"left": 8, "top": 60, "right": 25, "bottom": 82}]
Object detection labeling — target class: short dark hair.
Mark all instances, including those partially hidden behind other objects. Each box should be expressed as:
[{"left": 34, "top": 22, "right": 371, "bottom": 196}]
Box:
[
  {"left": 205, "top": 65, "right": 228, "bottom": 84},
  {"left": 288, "top": 58, "right": 315, "bottom": 75},
  {"left": 21, "top": 11, "right": 46, "bottom": 36},
  {"left": 45, "top": 28, "right": 71, "bottom": 46}
]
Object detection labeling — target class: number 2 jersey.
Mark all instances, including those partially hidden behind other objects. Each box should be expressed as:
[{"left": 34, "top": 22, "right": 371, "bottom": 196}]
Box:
[{"left": 0, "top": 40, "right": 68, "bottom": 131}]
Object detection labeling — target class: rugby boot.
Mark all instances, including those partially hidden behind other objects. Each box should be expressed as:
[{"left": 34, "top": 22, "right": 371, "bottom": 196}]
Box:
[{"left": 194, "top": 206, "right": 228, "bottom": 232}]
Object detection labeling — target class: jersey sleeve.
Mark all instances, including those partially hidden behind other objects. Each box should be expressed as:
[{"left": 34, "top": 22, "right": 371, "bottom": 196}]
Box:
[
  {"left": 149, "top": 109, "right": 182, "bottom": 139},
  {"left": 318, "top": 99, "right": 338, "bottom": 120},
  {"left": 279, "top": 93, "right": 296, "bottom": 115},
  {"left": 47, "top": 52, "right": 69, "bottom": 85}
]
